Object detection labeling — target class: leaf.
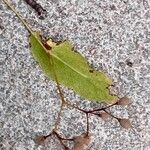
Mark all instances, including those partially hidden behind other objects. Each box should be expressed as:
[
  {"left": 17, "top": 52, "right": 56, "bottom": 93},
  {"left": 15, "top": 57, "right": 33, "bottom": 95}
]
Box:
[
  {"left": 116, "top": 97, "right": 130, "bottom": 106},
  {"left": 98, "top": 112, "right": 111, "bottom": 121},
  {"left": 73, "top": 133, "right": 91, "bottom": 150},
  {"left": 118, "top": 119, "right": 132, "bottom": 129},
  {"left": 29, "top": 32, "right": 118, "bottom": 102},
  {"left": 34, "top": 135, "right": 47, "bottom": 144}
]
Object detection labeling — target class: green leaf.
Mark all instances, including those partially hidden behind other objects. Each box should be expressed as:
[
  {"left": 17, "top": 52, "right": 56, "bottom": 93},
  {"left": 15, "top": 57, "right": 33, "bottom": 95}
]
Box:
[{"left": 30, "top": 32, "right": 118, "bottom": 102}]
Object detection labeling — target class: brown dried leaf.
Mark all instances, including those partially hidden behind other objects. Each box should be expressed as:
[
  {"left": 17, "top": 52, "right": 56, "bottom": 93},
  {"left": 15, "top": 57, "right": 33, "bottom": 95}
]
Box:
[
  {"left": 99, "top": 112, "right": 111, "bottom": 121},
  {"left": 34, "top": 135, "right": 46, "bottom": 145},
  {"left": 74, "top": 133, "right": 91, "bottom": 150},
  {"left": 83, "top": 135, "right": 91, "bottom": 145},
  {"left": 118, "top": 119, "right": 132, "bottom": 129},
  {"left": 74, "top": 144, "right": 84, "bottom": 150},
  {"left": 117, "top": 97, "right": 130, "bottom": 106}
]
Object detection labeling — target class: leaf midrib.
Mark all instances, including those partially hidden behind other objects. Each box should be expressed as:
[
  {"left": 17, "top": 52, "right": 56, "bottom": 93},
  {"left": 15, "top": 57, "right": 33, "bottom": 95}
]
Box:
[
  {"left": 32, "top": 33, "right": 89, "bottom": 79},
  {"left": 52, "top": 54, "right": 88, "bottom": 79}
]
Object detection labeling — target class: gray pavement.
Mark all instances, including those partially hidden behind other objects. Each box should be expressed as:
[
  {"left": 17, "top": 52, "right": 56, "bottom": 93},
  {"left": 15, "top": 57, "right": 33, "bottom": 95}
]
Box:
[{"left": 0, "top": 0, "right": 150, "bottom": 150}]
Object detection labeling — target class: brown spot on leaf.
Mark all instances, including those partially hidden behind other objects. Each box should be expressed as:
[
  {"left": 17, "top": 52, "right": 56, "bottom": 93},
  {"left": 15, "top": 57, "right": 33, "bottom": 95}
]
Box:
[
  {"left": 29, "top": 42, "right": 31, "bottom": 47},
  {"left": 55, "top": 41, "right": 62, "bottom": 45},
  {"left": 89, "top": 69, "right": 94, "bottom": 73},
  {"left": 43, "top": 43, "right": 51, "bottom": 50}
]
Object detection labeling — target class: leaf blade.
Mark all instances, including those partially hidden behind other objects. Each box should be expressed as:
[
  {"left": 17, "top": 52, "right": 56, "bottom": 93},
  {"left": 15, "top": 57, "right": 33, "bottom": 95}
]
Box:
[{"left": 30, "top": 33, "right": 118, "bottom": 102}]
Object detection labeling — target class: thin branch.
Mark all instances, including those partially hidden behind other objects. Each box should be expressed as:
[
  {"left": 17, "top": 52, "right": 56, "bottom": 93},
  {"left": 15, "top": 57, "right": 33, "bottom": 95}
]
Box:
[
  {"left": 49, "top": 58, "right": 66, "bottom": 130},
  {"left": 53, "top": 131, "right": 70, "bottom": 150},
  {"left": 53, "top": 131, "right": 74, "bottom": 141},
  {"left": 86, "top": 113, "right": 89, "bottom": 136},
  {"left": 103, "top": 109, "right": 119, "bottom": 120},
  {"left": 65, "top": 100, "right": 86, "bottom": 112},
  {"left": 44, "top": 132, "right": 53, "bottom": 139},
  {"left": 87, "top": 102, "right": 117, "bottom": 113}
]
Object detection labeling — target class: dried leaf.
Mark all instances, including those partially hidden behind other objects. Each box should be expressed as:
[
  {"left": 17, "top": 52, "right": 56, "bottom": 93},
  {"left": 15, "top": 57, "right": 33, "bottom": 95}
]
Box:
[
  {"left": 117, "top": 97, "right": 130, "bottom": 106},
  {"left": 34, "top": 135, "right": 46, "bottom": 145},
  {"left": 30, "top": 32, "right": 118, "bottom": 102},
  {"left": 118, "top": 119, "right": 132, "bottom": 129},
  {"left": 74, "top": 144, "right": 84, "bottom": 150},
  {"left": 74, "top": 134, "right": 91, "bottom": 150},
  {"left": 99, "top": 112, "right": 111, "bottom": 121}
]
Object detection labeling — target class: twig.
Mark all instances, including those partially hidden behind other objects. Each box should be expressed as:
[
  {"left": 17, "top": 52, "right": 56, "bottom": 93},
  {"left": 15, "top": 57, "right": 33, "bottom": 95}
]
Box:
[
  {"left": 103, "top": 109, "right": 119, "bottom": 120},
  {"left": 49, "top": 58, "right": 66, "bottom": 131},
  {"left": 86, "top": 102, "right": 117, "bottom": 113},
  {"left": 65, "top": 100, "right": 86, "bottom": 112},
  {"left": 53, "top": 131, "right": 70, "bottom": 150},
  {"left": 86, "top": 113, "right": 89, "bottom": 136}
]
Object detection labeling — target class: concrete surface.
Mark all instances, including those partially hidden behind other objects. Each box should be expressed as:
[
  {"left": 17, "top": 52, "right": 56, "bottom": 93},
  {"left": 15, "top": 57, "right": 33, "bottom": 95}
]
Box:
[{"left": 0, "top": 0, "right": 150, "bottom": 150}]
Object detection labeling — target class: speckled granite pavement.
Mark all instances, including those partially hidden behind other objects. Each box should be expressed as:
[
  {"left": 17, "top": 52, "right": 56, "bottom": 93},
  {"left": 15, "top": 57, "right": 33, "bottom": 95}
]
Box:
[{"left": 0, "top": 0, "right": 150, "bottom": 150}]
